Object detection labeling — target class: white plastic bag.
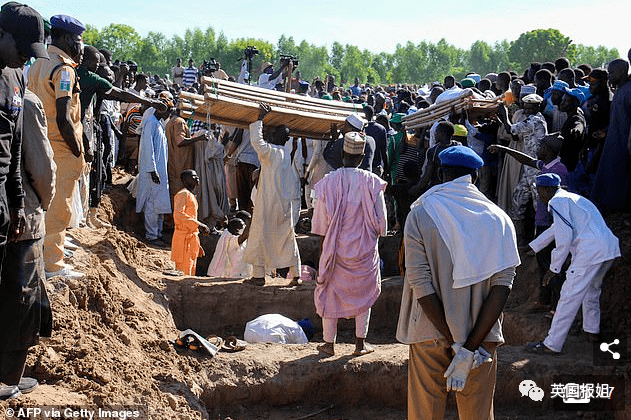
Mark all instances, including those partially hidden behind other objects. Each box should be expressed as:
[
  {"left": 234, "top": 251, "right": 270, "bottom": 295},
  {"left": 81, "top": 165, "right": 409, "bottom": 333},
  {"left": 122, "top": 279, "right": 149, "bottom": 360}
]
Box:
[{"left": 244, "top": 314, "right": 308, "bottom": 344}]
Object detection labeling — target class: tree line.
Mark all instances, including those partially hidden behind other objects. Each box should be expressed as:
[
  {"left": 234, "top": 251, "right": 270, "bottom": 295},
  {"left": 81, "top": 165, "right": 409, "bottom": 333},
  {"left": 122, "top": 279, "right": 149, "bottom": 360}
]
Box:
[{"left": 83, "top": 24, "right": 619, "bottom": 86}]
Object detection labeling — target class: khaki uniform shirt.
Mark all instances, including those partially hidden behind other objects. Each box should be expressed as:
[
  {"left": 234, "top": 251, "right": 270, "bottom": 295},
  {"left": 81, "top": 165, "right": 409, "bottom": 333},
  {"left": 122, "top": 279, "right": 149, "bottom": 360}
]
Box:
[{"left": 27, "top": 45, "right": 83, "bottom": 159}]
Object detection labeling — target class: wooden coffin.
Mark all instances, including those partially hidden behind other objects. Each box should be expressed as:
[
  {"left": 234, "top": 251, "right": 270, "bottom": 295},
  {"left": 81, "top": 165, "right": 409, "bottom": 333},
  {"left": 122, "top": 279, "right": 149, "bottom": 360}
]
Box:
[
  {"left": 177, "top": 78, "right": 364, "bottom": 139},
  {"left": 403, "top": 90, "right": 502, "bottom": 130}
]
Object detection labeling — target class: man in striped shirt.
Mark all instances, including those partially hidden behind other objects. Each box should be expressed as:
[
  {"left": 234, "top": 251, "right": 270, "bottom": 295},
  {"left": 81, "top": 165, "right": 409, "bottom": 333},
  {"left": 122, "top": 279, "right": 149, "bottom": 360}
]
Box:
[{"left": 182, "top": 58, "right": 198, "bottom": 88}]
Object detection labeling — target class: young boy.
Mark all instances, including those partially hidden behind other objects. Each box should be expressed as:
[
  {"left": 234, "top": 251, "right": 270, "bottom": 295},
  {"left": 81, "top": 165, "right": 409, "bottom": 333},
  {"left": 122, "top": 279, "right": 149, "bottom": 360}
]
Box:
[
  {"left": 207, "top": 212, "right": 253, "bottom": 278},
  {"left": 171, "top": 170, "right": 210, "bottom": 275}
]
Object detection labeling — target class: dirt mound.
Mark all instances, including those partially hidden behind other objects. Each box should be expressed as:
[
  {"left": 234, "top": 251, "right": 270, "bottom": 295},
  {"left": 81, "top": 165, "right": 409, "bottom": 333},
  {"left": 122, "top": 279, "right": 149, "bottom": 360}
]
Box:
[{"left": 1, "top": 174, "right": 629, "bottom": 420}]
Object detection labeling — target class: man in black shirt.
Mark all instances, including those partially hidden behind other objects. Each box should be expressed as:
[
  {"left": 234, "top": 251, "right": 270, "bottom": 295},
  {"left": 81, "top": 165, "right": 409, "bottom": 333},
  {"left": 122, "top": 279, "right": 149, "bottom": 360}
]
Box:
[{"left": 0, "top": 0, "right": 48, "bottom": 399}]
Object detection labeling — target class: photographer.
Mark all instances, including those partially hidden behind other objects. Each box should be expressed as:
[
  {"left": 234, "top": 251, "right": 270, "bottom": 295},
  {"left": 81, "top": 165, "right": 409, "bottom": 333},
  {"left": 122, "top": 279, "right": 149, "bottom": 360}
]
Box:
[
  {"left": 258, "top": 60, "right": 290, "bottom": 90},
  {"left": 211, "top": 61, "right": 229, "bottom": 80}
]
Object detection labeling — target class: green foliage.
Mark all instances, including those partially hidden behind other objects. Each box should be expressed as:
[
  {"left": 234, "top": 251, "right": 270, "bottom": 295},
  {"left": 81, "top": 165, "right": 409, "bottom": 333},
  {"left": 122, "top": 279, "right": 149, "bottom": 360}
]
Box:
[
  {"left": 509, "top": 28, "right": 574, "bottom": 70},
  {"left": 82, "top": 24, "right": 620, "bottom": 86},
  {"left": 573, "top": 45, "right": 620, "bottom": 69}
]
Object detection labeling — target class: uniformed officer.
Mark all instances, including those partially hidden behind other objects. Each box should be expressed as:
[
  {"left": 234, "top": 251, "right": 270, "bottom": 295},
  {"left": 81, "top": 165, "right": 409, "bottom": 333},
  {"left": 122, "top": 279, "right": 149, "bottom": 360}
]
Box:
[{"left": 28, "top": 14, "right": 86, "bottom": 279}]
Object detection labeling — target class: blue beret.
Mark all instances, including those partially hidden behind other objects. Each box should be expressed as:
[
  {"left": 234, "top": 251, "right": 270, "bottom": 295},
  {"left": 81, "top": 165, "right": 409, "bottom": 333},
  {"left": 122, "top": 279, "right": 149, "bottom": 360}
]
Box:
[
  {"left": 536, "top": 173, "right": 561, "bottom": 187},
  {"left": 50, "top": 14, "right": 85, "bottom": 35},
  {"left": 564, "top": 87, "right": 585, "bottom": 104},
  {"left": 439, "top": 145, "right": 484, "bottom": 169},
  {"left": 551, "top": 80, "right": 569, "bottom": 92}
]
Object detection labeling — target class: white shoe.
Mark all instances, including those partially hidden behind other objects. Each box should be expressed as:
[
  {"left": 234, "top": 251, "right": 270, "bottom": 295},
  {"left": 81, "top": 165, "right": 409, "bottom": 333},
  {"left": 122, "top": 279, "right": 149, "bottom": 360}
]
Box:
[{"left": 45, "top": 266, "right": 84, "bottom": 279}]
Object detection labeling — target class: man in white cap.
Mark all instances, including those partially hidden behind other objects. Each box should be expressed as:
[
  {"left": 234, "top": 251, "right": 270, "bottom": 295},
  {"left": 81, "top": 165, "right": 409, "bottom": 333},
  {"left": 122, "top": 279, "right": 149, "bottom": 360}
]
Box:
[
  {"left": 323, "top": 113, "right": 375, "bottom": 172},
  {"left": 257, "top": 60, "right": 289, "bottom": 90},
  {"left": 312, "top": 131, "right": 387, "bottom": 356},
  {"left": 243, "top": 103, "right": 301, "bottom": 286},
  {"left": 398, "top": 145, "right": 519, "bottom": 420},
  {"left": 527, "top": 173, "right": 620, "bottom": 354}
]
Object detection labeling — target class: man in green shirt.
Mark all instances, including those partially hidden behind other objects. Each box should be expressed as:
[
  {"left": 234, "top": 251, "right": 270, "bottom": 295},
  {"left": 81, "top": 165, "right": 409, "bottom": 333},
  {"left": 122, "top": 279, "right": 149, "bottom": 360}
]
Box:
[{"left": 77, "top": 45, "right": 162, "bottom": 228}]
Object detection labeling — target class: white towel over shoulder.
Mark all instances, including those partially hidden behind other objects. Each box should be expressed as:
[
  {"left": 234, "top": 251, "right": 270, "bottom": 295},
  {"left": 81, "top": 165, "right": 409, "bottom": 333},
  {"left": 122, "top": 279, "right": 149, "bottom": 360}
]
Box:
[{"left": 413, "top": 175, "right": 520, "bottom": 288}]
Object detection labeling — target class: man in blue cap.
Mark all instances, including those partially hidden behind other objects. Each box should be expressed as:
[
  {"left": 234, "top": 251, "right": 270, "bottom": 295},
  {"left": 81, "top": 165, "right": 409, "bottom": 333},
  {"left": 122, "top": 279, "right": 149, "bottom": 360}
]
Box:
[
  {"left": 28, "top": 13, "right": 86, "bottom": 279},
  {"left": 0, "top": 0, "right": 49, "bottom": 400},
  {"left": 398, "top": 145, "right": 520, "bottom": 419},
  {"left": 543, "top": 80, "right": 569, "bottom": 132},
  {"left": 527, "top": 173, "right": 620, "bottom": 354}
]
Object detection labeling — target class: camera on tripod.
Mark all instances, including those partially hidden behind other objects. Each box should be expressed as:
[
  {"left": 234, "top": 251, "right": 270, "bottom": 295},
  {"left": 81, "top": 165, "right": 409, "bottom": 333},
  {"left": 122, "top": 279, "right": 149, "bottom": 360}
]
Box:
[
  {"left": 280, "top": 54, "right": 298, "bottom": 68},
  {"left": 201, "top": 58, "right": 218, "bottom": 76},
  {"left": 244, "top": 46, "right": 259, "bottom": 59}
]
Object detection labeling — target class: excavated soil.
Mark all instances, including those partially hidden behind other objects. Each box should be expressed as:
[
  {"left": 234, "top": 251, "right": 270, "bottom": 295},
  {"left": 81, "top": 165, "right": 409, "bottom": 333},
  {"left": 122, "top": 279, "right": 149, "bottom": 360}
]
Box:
[{"left": 0, "top": 170, "right": 629, "bottom": 420}]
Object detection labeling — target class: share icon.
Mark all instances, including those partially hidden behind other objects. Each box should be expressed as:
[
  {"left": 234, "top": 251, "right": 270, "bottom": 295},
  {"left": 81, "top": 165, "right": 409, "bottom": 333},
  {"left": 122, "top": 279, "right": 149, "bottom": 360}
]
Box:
[{"left": 600, "top": 339, "right": 621, "bottom": 360}]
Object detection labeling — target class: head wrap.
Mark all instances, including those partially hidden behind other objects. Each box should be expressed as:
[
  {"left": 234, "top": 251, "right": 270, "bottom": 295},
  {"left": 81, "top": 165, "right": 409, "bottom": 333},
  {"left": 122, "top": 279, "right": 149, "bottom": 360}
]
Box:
[
  {"left": 551, "top": 80, "right": 569, "bottom": 92},
  {"left": 536, "top": 173, "right": 561, "bottom": 187},
  {"left": 439, "top": 145, "right": 484, "bottom": 169},
  {"left": 343, "top": 132, "right": 366, "bottom": 155},
  {"left": 563, "top": 87, "right": 585, "bottom": 104},
  {"left": 453, "top": 124, "right": 468, "bottom": 137}
]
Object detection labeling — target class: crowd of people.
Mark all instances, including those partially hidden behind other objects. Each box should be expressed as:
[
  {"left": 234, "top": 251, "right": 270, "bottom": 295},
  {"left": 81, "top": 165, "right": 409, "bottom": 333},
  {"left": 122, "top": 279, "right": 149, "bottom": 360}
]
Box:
[{"left": 0, "top": 1, "right": 629, "bottom": 417}]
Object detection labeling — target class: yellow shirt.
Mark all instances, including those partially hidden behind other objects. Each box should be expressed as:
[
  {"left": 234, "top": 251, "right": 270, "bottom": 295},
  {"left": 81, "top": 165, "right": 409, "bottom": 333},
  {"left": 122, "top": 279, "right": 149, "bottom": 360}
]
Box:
[{"left": 28, "top": 45, "right": 83, "bottom": 158}]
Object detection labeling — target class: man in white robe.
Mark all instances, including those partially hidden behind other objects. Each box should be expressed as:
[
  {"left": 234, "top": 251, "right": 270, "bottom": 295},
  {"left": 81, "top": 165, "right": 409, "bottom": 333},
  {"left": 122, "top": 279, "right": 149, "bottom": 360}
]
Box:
[
  {"left": 243, "top": 103, "right": 301, "bottom": 286},
  {"left": 136, "top": 99, "right": 171, "bottom": 244}
]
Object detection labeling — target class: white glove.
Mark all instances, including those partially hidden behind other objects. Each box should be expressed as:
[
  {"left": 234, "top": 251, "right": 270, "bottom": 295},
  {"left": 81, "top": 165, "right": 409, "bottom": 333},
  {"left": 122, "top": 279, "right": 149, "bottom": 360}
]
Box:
[
  {"left": 472, "top": 345, "right": 493, "bottom": 370},
  {"left": 444, "top": 346, "right": 474, "bottom": 392}
]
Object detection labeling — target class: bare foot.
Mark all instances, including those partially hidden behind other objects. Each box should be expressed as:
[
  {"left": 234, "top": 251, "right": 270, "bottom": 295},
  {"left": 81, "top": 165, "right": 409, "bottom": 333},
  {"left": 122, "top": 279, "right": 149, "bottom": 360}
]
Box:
[{"left": 317, "top": 342, "right": 335, "bottom": 356}]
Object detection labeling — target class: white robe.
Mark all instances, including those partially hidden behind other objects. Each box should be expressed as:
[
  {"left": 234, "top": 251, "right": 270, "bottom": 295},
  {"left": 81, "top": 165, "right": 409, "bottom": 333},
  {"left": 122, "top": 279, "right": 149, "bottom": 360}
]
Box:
[
  {"left": 195, "top": 133, "right": 229, "bottom": 225},
  {"left": 135, "top": 114, "right": 171, "bottom": 214},
  {"left": 207, "top": 229, "right": 252, "bottom": 278},
  {"left": 243, "top": 120, "right": 301, "bottom": 272}
]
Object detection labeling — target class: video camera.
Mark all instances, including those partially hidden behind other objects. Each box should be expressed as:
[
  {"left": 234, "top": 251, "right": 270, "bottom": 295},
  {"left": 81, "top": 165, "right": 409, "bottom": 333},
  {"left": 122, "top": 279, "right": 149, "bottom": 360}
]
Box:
[
  {"left": 201, "top": 58, "right": 219, "bottom": 76},
  {"left": 280, "top": 54, "right": 298, "bottom": 68},
  {"left": 244, "top": 46, "right": 259, "bottom": 59}
]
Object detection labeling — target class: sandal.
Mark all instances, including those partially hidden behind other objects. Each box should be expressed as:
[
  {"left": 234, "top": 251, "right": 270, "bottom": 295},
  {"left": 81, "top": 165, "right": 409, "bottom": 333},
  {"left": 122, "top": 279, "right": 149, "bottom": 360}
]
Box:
[
  {"left": 206, "top": 335, "right": 224, "bottom": 349},
  {"left": 243, "top": 277, "right": 265, "bottom": 286},
  {"left": 525, "top": 341, "right": 559, "bottom": 355},
  {"left": 221, "top": 336, "right": 247, "bottom": 352}
]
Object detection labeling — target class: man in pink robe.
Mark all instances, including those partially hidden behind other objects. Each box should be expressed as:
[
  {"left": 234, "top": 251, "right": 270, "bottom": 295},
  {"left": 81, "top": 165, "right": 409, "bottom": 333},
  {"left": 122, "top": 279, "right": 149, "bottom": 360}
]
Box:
[{"left": 312, "top": 132, "right": 388, "bottom": 356}]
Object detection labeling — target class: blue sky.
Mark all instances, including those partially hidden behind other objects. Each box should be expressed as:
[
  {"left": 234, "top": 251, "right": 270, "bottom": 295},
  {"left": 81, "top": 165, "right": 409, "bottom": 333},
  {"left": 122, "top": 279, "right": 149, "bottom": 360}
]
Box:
[{"left": 29, "top": 0, "right": 629, "bottom": 60}]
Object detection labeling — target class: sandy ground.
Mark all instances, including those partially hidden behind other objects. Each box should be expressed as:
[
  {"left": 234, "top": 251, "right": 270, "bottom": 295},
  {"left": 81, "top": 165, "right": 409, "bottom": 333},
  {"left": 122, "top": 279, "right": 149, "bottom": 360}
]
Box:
[{"left": 0, "top": 173, "right": 629, "bottom": 420}]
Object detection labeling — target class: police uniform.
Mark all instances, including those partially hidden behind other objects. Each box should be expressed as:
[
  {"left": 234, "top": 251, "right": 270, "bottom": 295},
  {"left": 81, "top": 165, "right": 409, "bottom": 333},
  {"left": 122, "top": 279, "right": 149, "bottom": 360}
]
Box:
[{"left": 28, "top": 21, "right": 85, "bottom": 273}]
